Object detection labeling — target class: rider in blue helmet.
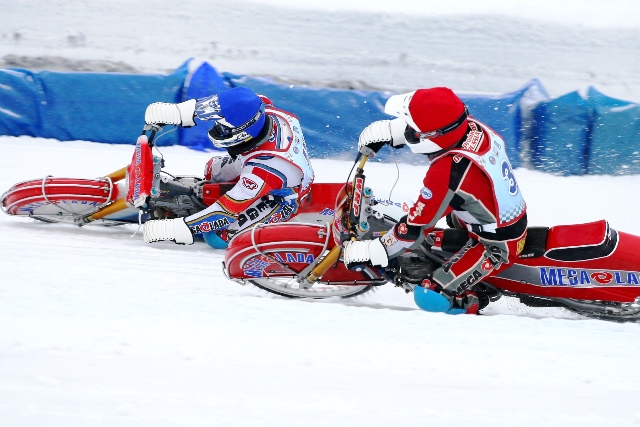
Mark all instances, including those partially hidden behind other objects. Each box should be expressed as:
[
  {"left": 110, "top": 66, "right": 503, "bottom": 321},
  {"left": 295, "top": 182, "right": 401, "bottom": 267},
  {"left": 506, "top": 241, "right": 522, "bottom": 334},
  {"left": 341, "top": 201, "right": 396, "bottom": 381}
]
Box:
[{"left": 142, "top": 86, "right": 314, "bottom": 249}]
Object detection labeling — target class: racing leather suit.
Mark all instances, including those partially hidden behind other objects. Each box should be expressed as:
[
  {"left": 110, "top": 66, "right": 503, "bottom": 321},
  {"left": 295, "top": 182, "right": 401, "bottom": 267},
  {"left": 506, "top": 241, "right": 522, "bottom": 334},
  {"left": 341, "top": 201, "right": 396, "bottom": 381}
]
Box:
[
  {"left": 185, "top": 104, "right": 314, "bottom": 247},
  {"left": 381, "top": 118, "right": 528, "bottom": 300}
]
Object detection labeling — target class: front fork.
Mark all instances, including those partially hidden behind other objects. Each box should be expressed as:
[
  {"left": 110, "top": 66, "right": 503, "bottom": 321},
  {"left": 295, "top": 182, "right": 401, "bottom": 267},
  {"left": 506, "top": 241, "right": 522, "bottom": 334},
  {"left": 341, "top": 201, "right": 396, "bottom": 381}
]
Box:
[
  {"left": 303, "top": 155, "right": 371, "bottom": 285},
  {"left": 79, "top": 125, "right": 163, "bottom": 225}
]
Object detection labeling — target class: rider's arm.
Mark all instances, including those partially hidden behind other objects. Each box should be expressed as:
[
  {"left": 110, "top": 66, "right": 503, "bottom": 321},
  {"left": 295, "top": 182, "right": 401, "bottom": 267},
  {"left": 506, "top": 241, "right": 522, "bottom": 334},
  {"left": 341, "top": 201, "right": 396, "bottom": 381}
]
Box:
[
  {"left": 217, "top": 165, "right": 284, "bottom": 213},
  {"left": 204, "top": 155, "right": 243, "bottom": 182},
  {"left": 379, "top": 158, "right": 455, "bottom": 258}
]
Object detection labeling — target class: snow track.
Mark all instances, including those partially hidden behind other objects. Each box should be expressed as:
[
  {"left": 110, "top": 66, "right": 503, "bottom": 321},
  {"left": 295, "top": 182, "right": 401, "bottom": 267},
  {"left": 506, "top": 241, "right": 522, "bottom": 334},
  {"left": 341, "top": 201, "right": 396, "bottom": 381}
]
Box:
[{"left": 2, "top": 137, "right": 640, "bottom": 426}]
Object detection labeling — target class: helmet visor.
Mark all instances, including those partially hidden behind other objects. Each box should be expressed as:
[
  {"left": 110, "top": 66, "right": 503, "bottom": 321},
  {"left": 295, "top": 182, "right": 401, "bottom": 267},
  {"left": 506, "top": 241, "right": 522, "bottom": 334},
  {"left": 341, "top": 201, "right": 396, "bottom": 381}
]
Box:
[{"left": 208, "top": 103, "right": 266, "bottom": 148}]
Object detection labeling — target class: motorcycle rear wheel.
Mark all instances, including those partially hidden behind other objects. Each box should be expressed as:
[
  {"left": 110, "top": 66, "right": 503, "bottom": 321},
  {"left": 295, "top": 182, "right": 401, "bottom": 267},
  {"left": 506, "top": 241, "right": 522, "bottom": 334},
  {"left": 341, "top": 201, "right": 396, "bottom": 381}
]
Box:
[
  {"left": 513, "top": 291, "right": 640, "bottom": 322},
  {"left": 559, "top": 298, "right": 640, "bottom": 322},
  {"left": 248, "top": 276, "right": 379, "bottom": 299}
]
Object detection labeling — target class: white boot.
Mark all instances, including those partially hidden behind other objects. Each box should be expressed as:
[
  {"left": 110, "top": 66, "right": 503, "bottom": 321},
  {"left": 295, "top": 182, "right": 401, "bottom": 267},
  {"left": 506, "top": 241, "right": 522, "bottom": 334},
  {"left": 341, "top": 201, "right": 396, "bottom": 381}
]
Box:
[{"left": 143, "top": 218, "right": 194, "bottom": 245}]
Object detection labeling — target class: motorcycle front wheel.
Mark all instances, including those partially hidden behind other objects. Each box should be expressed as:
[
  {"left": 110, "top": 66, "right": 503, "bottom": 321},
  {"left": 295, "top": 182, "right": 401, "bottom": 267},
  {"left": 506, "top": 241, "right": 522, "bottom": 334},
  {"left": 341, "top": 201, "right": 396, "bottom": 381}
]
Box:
[{"left": 248, "top": 276, "right": 379, "bottom": 299}]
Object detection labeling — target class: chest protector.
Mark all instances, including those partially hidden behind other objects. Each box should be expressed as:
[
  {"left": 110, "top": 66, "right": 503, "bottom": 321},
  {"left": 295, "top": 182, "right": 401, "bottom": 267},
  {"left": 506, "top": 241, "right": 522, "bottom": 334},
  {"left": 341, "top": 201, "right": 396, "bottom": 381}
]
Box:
[
  {"left": 241, "top": 106, "right": 314, "bottom": 194},
  {"left": 433, "top": 120, "right": 526, "bottom": 228}
]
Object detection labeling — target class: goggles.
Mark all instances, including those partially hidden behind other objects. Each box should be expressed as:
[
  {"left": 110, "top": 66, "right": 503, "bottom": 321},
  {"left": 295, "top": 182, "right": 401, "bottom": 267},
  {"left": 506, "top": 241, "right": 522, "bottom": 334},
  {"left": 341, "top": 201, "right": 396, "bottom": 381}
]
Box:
[
  {"left": 211, "top": 103, "right": 265, "bottom": 139},
  {"left": 407, "top": 106, "right": 469, "bottom": 142}
]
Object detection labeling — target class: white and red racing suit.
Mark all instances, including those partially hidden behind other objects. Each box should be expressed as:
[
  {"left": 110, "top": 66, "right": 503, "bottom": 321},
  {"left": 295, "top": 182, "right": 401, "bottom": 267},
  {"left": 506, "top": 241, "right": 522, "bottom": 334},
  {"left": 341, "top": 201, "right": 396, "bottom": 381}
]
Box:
[
  {"left": 184, "top": 104, "right": 314, "bottom": 247},
  {"left": 381, "top": 118, "right": 528, "bottom": 299}
]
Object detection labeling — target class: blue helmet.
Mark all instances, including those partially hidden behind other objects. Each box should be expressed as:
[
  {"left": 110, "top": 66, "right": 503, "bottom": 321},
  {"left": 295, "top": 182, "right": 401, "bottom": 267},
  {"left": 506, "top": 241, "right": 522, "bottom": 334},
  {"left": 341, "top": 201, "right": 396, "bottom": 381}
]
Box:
[{"left": 202, "top": 87, "right": 267, "bottom": 149}]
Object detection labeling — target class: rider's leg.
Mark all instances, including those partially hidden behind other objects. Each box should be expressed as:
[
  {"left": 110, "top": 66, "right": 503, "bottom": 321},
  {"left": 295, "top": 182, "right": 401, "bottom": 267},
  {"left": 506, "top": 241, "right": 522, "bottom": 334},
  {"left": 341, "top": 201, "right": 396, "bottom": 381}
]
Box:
[
  {"left": 415, "top": 233, "right": 525, "bottom": 314},
  {"left": 201, "top": 194, "right": 299, "bottom": 249}
]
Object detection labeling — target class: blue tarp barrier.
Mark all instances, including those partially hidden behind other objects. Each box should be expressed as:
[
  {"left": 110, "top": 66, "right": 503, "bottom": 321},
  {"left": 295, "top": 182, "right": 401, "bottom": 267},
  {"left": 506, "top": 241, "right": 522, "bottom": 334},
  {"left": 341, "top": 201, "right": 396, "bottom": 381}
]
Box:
[
  {"left": 0, "top": 68, "right": 43, "bottom": 137},
  {"left": 0, "top": 62, "right": 189, "bottom": 146},
  {"left": 222, "top": 72, "right": 398, "bottom": 162},
  {"left": 222, "top": 72, "right": 538, "bottom": 166},
  {"left": 530, "top": 91, "right": 591, "bottom": 175},
  {"left": 2, "top": 59, "right": 639, "bottom": 175},
  {"left": 38, "top": 62, "right": 189, "bottom": 146},
  {"left": 586, "top": 87, "right": 640, "bottom": 175}
]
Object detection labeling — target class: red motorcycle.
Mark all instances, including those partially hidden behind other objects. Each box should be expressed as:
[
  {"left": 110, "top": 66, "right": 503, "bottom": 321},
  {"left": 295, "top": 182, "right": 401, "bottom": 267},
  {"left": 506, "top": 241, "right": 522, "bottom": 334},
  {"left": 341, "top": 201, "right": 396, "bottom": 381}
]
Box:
[
  {"left": 223, "top": 153, "right": 640, "bottom": 321},
  {"left": 1, "top": 124, "right": 343, "bottom": 231}
]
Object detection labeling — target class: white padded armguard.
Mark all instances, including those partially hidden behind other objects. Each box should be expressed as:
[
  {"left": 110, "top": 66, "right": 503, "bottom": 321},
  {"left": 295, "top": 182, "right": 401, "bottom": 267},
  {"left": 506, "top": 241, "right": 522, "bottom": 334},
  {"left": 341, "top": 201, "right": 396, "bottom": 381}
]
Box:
[
  {"left": 176, "top": 99, "right": 196, "bottom": 127},
  {"left": 358, "top": 120, "right": 392, "bottom": 151},
  {"left": 143, "top": 218, "right": 194, "bottom": 245},
  {"left": 145, "top": 99, "right": 196, "bottom": 127},
  {"left": 342, "top": 238, "right": 389, "bottom": 268}
]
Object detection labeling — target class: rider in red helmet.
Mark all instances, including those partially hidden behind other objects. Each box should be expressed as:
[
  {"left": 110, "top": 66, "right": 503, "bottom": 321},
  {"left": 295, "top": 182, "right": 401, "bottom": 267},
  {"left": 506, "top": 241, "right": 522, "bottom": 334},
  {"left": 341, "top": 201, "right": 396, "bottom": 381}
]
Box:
[
  {"left": 343, "top": 87, "right": 528, "bottom": 315},
  {"left": 141, "top": 86, "right": 314, "bottom": 249}
]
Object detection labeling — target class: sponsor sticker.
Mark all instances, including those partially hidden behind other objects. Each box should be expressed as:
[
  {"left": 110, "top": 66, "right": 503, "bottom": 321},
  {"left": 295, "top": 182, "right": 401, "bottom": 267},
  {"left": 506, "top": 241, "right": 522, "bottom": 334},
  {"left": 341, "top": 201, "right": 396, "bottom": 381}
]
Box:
[
  {"left": 353, "top": 177, "right": 364, "bottom": 217},
  {"left": 242, "top": 177, "right": 258, "bottom": 190},
  {"left": 274, "top": 252, "right": 315, "bottom": 264},
  {"left": 397, "top": 223, "right": 408, "bottom": 235},
  {"left": 408, "top": 201, "right": 425, "bottom": 221},
  {"left": 381, "top": 232, "right": 398, "bottom": 248},
  {"left": 420, "top": 187, "right": 433, "bottom": 200},
  {"left": 539, "top": 268, "right": 640, "bottom": 287}
]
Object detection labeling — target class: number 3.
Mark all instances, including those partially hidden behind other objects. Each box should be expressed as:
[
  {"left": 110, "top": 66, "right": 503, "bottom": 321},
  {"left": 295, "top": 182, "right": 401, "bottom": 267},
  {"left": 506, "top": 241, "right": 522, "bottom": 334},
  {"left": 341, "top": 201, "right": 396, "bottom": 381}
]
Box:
[{"left": 501, "top": 160, "right": 518, "bottom": 195}]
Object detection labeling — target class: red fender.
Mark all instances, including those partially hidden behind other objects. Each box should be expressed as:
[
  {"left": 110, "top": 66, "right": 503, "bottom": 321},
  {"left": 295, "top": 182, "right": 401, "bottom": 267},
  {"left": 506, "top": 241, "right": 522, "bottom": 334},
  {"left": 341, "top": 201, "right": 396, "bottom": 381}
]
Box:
[
  {"left": 225, "top": 222, "right": 383, "bottom": 283},
  {"left": 1, "top": 177, "right": 119, "bottom": 215},
  {"left": 225, "top": 222, "right": 333, "bottom": 279}
]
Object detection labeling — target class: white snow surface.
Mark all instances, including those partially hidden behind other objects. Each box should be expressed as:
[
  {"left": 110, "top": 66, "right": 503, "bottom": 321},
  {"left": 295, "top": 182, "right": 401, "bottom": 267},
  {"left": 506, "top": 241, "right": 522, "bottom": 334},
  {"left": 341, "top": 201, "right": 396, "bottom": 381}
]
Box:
[
  {"left": 2, "top": 138, "right": 640, "bottom": 426},
  {"left": 2, "top": 1, "right": 640, "bottom": 426}
]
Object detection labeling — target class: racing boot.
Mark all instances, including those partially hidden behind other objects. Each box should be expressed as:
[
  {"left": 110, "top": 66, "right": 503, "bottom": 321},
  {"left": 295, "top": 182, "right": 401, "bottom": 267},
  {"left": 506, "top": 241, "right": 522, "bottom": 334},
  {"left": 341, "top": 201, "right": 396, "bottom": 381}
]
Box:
[
  {"left": 414, "top": 279, "right": 488, "bottom": 315},
  {"left": 451, "top": 290, "right": 490, "bottom": 315}
]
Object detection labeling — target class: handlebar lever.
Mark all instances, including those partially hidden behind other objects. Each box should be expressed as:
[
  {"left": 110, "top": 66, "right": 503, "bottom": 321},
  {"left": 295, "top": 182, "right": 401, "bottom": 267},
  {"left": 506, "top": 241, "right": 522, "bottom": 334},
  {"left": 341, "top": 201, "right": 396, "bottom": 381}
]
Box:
[{"left": 142, "top": 124, "right": 163, "bottom": 147}]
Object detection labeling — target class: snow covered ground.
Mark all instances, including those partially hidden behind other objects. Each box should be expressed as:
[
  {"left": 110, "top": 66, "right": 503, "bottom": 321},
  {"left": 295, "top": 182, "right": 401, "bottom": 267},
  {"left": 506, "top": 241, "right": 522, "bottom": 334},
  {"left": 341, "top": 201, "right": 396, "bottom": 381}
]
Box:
[
  {"left": 1, "top": 1, "right": 640, "bottom": 426},
  {"left": 2, "top": 137, "right": 640, "bottom": 427}
]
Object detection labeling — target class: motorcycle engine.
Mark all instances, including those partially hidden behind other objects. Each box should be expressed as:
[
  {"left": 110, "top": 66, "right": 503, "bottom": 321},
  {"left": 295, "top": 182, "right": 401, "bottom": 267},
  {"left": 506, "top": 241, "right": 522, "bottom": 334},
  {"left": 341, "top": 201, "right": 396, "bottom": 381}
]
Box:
[{"left": 392, "top": 251, "right": 438, "bottom": 293}]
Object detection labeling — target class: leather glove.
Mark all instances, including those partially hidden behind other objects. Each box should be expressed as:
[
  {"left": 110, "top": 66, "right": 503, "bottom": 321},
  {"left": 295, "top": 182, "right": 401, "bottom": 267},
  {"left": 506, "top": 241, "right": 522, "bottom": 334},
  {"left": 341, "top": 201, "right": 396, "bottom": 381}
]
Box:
[
  {"left": 145, "top": 99, "right": 196, "bottom": 127},
  {"left": 342, "top": 238, "right": 389, "bottom": 270},
  {"left": 358, "top": 118, "right": 408, "bottom": 156}
]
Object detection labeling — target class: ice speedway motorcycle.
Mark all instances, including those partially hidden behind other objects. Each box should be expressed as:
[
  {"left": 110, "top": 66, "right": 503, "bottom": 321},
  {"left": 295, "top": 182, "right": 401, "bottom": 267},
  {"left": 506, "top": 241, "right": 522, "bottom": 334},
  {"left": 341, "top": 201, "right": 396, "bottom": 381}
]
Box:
[
  {"left": 223, "top": 157, "right": 640, "bottom": 322},
  {"left": 3, "top": 125, "right": 640, "bottom": 321}
]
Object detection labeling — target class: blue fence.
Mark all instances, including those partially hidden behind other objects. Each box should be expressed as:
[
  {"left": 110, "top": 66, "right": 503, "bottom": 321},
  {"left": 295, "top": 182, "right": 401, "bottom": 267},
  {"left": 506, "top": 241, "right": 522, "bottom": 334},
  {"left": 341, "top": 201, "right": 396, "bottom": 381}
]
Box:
[
  {"left": 1, "top": 60, "right": 639, "bottom": 175},
  {"left": 0, "top": 62, "right": 189, "bottom": 146}
]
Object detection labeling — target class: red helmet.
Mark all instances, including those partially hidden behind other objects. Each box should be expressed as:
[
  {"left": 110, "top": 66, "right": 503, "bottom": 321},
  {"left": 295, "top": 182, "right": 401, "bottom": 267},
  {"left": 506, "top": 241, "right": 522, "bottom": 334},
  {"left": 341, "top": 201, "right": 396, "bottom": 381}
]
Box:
[{"left": 384, "top": 87, "right": 469, "bottom": 154}]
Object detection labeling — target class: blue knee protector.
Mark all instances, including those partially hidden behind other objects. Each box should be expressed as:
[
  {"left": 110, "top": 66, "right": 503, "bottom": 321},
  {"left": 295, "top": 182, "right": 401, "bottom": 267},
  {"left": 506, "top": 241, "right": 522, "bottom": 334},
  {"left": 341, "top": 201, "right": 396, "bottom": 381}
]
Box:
[
  {"left": 203, "top": 231, "right": 228, "bottom": 249},
  {"left": 413, "top": 287, "right": 466, "bottom": 315}
]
